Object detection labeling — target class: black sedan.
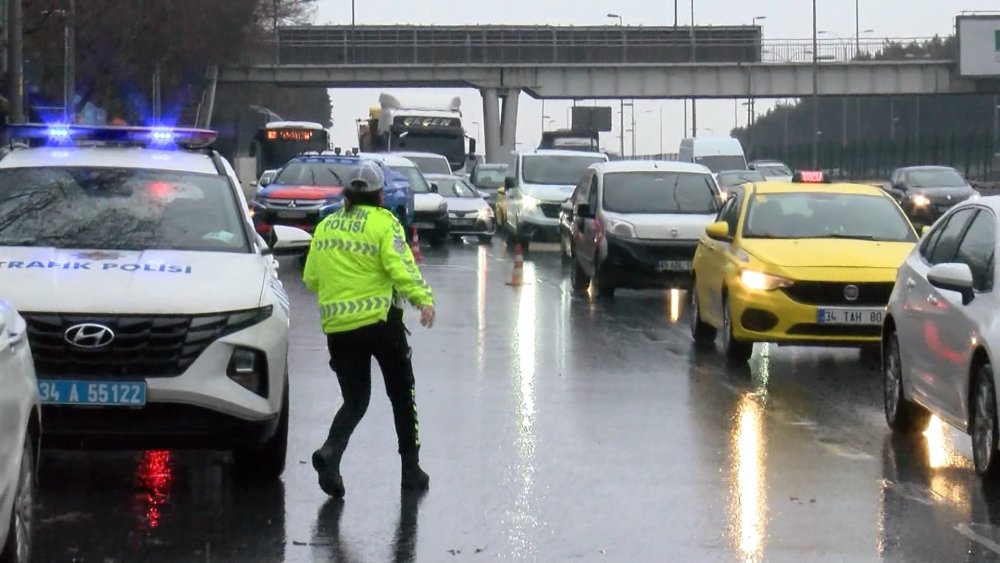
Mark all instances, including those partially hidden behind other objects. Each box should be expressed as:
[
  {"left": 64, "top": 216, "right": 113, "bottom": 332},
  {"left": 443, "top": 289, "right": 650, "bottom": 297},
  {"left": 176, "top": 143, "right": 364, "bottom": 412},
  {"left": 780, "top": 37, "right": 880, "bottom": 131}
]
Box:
[{"left": 883, "top": 166, "right": 980, "bottom": 225}]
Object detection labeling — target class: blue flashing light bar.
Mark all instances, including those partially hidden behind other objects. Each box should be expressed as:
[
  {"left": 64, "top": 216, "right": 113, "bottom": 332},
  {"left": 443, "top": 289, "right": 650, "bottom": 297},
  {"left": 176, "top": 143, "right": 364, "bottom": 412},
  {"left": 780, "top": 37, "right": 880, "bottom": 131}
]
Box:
[{"left": 5, "top": 124, "right": 217, "bottom": 149}]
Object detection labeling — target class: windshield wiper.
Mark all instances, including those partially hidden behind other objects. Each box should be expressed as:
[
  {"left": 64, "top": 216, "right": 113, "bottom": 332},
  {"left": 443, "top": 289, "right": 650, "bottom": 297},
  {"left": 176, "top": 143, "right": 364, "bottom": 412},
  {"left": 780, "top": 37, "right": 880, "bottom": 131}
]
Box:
[{"left": 802, "top": 233, "right": 877, "bottom": 241}]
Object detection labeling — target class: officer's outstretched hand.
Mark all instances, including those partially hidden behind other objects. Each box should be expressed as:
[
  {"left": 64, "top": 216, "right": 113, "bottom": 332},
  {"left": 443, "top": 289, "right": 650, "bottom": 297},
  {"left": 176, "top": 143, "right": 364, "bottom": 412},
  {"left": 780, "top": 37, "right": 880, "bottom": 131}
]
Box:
[{"left": 420, "top": 306, "right": 435, "bottom": 328}]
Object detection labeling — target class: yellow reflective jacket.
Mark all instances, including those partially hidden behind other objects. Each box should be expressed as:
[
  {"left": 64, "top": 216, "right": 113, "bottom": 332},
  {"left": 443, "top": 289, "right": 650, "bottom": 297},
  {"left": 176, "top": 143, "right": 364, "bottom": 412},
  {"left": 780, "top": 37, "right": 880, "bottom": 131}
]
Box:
[{"left": 303, "top": 205, "right": 434, "bottom": 334}]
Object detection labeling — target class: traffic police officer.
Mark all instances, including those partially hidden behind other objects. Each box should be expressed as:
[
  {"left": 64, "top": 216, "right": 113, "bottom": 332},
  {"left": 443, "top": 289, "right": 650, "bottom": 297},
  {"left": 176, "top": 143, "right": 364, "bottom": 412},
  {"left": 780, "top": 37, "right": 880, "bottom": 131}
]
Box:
[{"left": 303, "top": 162, "right": 435, "bottom": 498}]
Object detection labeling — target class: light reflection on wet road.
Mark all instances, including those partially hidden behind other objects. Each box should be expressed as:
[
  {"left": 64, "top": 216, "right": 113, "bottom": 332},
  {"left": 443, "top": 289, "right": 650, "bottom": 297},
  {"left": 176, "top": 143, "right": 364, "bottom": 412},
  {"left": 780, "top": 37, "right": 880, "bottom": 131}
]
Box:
[{"left": 29, "top": 242, "right": 1000, "bottom": 561}]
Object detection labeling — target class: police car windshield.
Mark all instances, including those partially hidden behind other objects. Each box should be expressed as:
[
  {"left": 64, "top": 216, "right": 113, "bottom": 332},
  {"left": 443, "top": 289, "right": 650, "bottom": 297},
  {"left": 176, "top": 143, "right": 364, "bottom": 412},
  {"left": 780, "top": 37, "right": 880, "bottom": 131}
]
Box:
[
  {"left": 603, "top": 172, "right": 719, "bottom": 214},
  {"left": 434, "top": 178, "right": 479, "bottom": 198},
  {"left": 274, "top": 161, "right": 352, "bottom": 186},
  {"left": 395, "top": 166, "right": 431, "bottom": 193},
  {"left": 0, "top": 167, "right": 250, "bottom": 253},
  {"left": 743, "top": 193, "right": 916, "bottom": 242},
  {"left": 522, "top": 154, "right": 606, "bottom": 185},
  {"left": 403, "top": 156, "right": 452, "bottom": 176}
]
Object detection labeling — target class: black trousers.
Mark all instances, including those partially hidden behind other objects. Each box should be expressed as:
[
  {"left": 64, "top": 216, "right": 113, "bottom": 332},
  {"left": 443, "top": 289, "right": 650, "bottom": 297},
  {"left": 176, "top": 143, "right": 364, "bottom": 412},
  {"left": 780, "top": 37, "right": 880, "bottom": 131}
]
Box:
[{"left": 325, "top": 309, "right": 421, "bottom": 457}]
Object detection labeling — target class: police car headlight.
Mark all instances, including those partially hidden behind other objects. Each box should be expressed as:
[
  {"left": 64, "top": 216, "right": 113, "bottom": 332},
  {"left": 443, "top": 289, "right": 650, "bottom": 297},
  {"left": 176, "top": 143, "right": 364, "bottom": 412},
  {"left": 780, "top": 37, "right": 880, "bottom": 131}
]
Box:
[
  {"left": 227, "top": 347, "right": 269, "bottom": 397},
  {"left": 607, "top": 218, "right": 636, "bottom": 238}
]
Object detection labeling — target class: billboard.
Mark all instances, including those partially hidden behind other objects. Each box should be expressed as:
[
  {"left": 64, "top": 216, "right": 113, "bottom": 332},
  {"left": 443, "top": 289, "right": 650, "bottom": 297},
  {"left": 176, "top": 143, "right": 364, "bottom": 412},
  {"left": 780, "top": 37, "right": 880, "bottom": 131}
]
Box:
[
  {"left": 571, "top": 107, "right": 613, "bottom": 132},
  {"left": 958, "top": 16, "right": 1000, "bottom": 77}
]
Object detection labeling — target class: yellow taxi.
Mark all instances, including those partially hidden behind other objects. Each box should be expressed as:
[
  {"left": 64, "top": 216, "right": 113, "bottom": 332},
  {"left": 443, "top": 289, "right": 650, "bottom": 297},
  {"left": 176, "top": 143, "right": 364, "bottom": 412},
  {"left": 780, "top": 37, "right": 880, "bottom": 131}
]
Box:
[{"left": 689, "top": 180, "right": 919, "bottom": 364}]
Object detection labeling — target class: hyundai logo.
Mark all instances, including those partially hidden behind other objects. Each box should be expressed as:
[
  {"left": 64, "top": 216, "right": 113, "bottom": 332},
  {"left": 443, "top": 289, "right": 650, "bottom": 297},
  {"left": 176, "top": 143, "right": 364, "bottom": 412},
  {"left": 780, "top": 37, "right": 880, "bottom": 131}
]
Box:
[
  {"left": 844, "top": 284, "right": 860, "bottom": 302},
  {"left": 64, "top": 323, "right": 115, "bottom": 349}
]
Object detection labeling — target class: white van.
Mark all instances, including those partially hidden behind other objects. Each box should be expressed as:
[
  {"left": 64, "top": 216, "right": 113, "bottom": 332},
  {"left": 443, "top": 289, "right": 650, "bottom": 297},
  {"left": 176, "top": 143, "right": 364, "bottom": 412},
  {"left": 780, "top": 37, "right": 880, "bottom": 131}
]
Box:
[
  {"left": 568, "top": 161, "right": 722, "bottom": 298},
  {"left": 678, "top": 137, "right": 747, "bottom": 173},
  {"left": 498, "top": 149, "right": 609, "bottom": 252}
]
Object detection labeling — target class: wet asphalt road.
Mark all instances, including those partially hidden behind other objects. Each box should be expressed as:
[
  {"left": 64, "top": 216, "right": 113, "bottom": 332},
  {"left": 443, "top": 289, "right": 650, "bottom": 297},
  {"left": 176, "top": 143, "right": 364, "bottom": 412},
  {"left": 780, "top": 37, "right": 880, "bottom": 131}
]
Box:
[{"left": 29, "top": 241, "right": 1000, "bottom": 562}]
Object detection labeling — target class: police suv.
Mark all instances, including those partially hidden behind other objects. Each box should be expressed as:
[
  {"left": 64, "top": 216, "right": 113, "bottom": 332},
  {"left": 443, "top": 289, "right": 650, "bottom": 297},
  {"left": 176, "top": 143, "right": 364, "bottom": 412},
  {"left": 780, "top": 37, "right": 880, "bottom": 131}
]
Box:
[{"left": 0, "top": 125, "right": 311, "bottom": 478}]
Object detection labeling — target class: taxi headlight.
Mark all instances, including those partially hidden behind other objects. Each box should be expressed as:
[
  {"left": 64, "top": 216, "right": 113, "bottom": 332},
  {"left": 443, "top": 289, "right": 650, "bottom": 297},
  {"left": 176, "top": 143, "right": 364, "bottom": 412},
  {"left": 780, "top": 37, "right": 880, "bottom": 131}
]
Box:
[
  {"left": 607, "top": 218, "right": 636, "bottom": 238},
  {"left": 740, "top": 270, "right": 793, "bottom": 291},
  {"left": 911, "top": 194, "right": 931, "bottom": 207}
]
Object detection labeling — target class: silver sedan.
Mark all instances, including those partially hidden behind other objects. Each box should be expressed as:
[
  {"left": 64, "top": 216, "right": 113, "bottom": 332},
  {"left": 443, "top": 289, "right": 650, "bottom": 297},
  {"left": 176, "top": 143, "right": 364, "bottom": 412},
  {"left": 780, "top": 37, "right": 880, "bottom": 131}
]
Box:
[{"left": 425, "top": 174, "right": 496, "bottom": 243}]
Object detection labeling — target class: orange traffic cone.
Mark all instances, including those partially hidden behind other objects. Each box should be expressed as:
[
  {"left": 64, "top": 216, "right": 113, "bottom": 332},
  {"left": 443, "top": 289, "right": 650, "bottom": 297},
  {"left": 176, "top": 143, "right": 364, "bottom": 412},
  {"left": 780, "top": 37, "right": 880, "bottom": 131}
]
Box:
[
  {"left": 410, "top": 227, "right": 424, "bottom": 262},
  {"left": 506, "top": 243, "right": 525, "bottom": 286}
]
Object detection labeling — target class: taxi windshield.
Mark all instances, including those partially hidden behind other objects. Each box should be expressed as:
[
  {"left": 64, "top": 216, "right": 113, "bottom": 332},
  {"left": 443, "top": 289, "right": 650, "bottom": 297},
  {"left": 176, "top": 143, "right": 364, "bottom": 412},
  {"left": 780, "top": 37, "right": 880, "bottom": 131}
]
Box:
[
  {"left": 274, "top": 161, "right": 353, "bottom": 186},
  {"left": 743, "top": 192, "right": 916, "bottom": 242},
  {"left": 0, "top": 167, "right": 250, "bottom": 252},
  {"left": 603, "top": 171, "right": 719, "bottom": 214}
]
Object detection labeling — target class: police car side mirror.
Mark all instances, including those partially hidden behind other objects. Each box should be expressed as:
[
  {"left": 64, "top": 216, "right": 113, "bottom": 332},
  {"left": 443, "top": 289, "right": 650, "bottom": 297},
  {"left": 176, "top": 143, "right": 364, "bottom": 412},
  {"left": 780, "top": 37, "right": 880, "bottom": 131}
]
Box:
[{"left": 266, "top": 225, "right": 312, "bottom": 256}]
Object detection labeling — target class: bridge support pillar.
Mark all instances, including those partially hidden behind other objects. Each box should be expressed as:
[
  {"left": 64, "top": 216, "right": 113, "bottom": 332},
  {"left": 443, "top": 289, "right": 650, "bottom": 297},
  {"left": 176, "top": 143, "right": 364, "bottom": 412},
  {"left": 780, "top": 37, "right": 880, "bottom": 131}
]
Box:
[
  {"left": 499, "top": 88, "right": 520, "bottom": 156},
  {"left": 481, "top": 88, "right": 502, "bottom": 163}
]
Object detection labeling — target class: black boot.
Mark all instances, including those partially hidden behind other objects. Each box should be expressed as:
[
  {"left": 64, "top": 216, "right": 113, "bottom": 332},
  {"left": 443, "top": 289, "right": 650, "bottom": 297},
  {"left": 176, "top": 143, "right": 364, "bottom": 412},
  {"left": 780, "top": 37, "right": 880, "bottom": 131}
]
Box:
[
  {"left": 401, "top": 453, "right": 429, "bottom": 491},
  {"left": 313, "top": 443, "right": 346, "bottom": 498}
]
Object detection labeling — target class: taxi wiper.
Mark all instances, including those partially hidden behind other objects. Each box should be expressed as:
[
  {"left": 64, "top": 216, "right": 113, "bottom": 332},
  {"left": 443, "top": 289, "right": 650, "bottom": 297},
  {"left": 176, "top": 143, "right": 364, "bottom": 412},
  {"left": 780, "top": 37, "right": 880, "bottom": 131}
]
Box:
[{"left": 805, "top": 233, "right": 877, "bottom": 240}]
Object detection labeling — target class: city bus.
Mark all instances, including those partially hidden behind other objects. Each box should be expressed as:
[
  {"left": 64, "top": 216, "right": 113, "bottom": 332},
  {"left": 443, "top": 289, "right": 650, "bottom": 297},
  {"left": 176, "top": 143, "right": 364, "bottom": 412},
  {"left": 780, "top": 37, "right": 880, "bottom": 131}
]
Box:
[{"left": 250, "top": 121, "right": 329, "bottom": 178}]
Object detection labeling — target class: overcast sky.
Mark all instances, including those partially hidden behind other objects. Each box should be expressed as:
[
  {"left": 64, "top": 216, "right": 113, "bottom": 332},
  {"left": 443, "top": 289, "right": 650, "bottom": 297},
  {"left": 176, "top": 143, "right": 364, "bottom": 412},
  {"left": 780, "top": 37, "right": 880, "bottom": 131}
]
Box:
[{"left": 313, "top": 0, "right": 997, "bottom": 156}]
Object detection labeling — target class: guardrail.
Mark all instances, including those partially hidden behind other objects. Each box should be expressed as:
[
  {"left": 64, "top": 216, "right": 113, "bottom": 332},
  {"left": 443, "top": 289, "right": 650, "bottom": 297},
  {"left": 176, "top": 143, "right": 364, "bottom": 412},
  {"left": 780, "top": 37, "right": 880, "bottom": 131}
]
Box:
[{"left": 239, "top": 34, "right": 946, "bottom": 66}]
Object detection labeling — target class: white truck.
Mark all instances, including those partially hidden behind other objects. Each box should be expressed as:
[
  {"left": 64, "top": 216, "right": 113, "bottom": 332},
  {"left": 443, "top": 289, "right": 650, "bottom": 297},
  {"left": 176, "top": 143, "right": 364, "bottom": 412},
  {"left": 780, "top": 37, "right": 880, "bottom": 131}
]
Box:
[{"left": 357, "top": 93, "right": 476, "bottom": 175}]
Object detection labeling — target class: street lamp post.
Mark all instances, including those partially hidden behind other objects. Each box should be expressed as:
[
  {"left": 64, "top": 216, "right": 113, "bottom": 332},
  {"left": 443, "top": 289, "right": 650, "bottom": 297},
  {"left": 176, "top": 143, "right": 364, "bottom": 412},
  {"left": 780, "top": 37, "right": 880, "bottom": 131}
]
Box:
[
  {"left": 811, "top": 0, "right": 819, "bottom": 168},
  {"left": 608, "top": 13, "right": 625, "bottom": 155},
  {"left": 689, "top": 0, "right": 697, "bottom": 136}
]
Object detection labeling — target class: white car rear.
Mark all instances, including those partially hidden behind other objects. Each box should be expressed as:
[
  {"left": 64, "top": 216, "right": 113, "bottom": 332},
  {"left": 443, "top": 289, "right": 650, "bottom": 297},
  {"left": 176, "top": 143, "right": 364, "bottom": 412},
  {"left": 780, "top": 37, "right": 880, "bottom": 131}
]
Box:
[
  {"left": 0, "top": 301, "right": 39, "bottom": 563},
  {"left": 882, "top": 196, "right": 1000, "bottom": 479}
]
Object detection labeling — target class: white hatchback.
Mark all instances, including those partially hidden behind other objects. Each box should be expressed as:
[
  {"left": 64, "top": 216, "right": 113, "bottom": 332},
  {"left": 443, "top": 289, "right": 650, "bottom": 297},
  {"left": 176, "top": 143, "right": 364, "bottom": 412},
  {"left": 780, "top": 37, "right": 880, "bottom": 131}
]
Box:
[
  {"left": 882, "top": 196, "right": 1000, "bottom": 478},
  {"left": 0, "top": 301, "right": 39, "bottom": 563}
]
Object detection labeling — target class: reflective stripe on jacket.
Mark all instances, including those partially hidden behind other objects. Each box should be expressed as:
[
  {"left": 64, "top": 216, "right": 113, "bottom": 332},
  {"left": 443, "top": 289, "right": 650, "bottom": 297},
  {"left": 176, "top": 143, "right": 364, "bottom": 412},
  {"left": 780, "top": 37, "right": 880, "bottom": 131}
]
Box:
[{"left": 303, "top": 205, "right": 433, "bottom": 334}]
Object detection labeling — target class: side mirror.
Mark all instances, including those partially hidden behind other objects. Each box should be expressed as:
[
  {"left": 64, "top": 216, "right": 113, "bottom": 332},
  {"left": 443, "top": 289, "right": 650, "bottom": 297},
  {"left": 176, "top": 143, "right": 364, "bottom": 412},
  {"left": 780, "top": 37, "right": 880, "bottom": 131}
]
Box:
[
  {"left": 577, "top": 203, "right": 594, "bottom": 219},
  {"left": 504, "top": 176, "right": 516, "bottom": 190},
  {"left": 705, "top": 221, "right": 731, "bottom": 241},
  {"left": 927, "top": 262, "right": 976, "bottom": 305},
  {"left": 266, "top": 225, "right": 313, "bottom": 256},
  {"left": 259, "top": 178, "right": 272, "bottom": 188},
  {"left": 430, "top": 183, "right": 439, "bottom": 193}
]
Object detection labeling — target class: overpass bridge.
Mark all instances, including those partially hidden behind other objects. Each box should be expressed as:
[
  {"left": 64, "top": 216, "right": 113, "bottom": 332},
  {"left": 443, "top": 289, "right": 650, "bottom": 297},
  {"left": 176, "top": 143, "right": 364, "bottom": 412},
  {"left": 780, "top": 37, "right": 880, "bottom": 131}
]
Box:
[{"left": 215, "top": 25, "right": 987, "bottom": 162}]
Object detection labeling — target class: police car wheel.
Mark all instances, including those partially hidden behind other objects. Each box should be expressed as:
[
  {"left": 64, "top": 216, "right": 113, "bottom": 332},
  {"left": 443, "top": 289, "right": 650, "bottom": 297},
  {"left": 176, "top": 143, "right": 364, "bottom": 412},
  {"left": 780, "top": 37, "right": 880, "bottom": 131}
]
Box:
[{"left": 234, "top": 378, "right": 289, "bottom": 480}]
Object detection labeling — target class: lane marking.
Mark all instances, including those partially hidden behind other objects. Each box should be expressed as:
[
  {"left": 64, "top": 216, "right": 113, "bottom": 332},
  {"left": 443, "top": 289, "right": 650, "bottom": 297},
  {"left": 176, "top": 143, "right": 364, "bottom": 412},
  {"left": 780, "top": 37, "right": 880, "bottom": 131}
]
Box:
[{"left": 955, "top": 523, "right": 1000, "bottom": 555}]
